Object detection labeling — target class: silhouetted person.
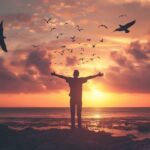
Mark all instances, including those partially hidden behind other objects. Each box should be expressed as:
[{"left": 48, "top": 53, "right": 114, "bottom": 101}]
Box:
[{"left": 51, "top": 70, "right": 103, "bottom": 129}]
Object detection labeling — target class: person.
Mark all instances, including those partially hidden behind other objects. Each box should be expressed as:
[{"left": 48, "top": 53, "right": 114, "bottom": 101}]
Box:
[{"left": 51, "top": 70, "right": 103, "bottom": 129}]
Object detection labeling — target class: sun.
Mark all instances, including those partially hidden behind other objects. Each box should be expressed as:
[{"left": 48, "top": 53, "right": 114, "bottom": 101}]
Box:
[
  {"left": 84, "top": 88, "right": 105, "bottom": 106},
  {"left": 92, "top": 89, "right": 103, "bottom": 99},
  {"left": 83, "top": 83, "right": 106, "bottom": 106},
  {"left": 86, "top": 86, "right": 105, "bottom": 101}
]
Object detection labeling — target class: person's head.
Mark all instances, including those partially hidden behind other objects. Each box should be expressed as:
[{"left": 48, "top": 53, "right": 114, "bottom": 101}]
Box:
[{"left": 73, "top": 70, "right": 79, "bottom": 78}]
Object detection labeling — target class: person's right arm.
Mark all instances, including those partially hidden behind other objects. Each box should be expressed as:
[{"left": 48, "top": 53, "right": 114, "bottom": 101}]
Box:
[{"left": 51, "top": 72, "right": 67, "bottom": 80}]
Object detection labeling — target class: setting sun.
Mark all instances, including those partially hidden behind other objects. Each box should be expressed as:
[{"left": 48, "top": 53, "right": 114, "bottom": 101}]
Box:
[{"left": 91, "top": 88, "right": 104, "bottom": 100}]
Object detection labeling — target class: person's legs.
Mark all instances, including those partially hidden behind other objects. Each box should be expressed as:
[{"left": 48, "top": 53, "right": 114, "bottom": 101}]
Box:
[
  {"left": 70, "top": 99, "right": 75, "bottom": 129},
  {"left": 77, "top": 101, "right": 82, "bottom": 128}
]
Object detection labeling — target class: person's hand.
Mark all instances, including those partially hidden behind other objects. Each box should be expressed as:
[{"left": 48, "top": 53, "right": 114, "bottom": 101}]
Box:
[
  {"left": 97, "top": 72, "right": 103, "bottom": 77},
  {"left": 51, "top": 72, "right": 56, "bottom": 76}
]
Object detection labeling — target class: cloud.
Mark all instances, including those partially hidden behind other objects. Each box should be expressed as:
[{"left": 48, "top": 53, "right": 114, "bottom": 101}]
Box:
[
  {"left": 25, "top": 50, "right": 51, "bottom": 75},
  {"left": 126, "top": 41, "right": 149, "bottom": 60},
  {"left": 103, "top": 40, "right": 150, "bottom": 93},
  {"left": 0, "top": 49, "right": 67, "bottom": 93},
  {"left": 110, "top": 51, "right": 128, "bottom": 66},
  {"left": 0, "top": 57, "right": 44, "bottom": 93}
]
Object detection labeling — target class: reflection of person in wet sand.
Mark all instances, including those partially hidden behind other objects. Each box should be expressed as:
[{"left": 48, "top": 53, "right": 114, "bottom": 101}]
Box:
[{"left": 51, "top": 70, "right": 103, "bottom": 129}]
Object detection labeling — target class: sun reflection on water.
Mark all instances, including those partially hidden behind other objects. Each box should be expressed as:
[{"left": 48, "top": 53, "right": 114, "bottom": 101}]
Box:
[{"left": 93, "top": 114, "right": 102, "bottom": 119}]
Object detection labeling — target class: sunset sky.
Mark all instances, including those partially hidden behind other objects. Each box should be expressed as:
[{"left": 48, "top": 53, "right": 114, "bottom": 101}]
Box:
[{"left": 0, "top": 0, "right": 150, "bottom": 107}]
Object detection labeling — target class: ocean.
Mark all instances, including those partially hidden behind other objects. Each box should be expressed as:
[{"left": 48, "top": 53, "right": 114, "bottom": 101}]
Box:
[{"left": 0, "top": 107, "right": 150, "bottom": 140}]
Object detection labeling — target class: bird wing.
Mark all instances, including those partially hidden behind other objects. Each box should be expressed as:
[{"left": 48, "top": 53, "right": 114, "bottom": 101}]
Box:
[
  {"left": 104, "top": 25, "right": 108, "bottom": 29},
  {"left": 119, "top": 14, "right": 127, "bottom": 17},
  {"left": 0, "top": 39, "right": 7, "bottom": 52},
  {"left": 124, "top": 20, "right": 136, "bottom": 28},
  {"left": 48, "top": 18, "right": 51, "bottom": 22},
  {"left": 113, "top": 27, "right": 120, "bottom": 32},
  {"left": 43, "top": 18, "right": 47, "bottom": 22},
  {"left": 0, "top": 21, "right": 4, "bottom": 36}
]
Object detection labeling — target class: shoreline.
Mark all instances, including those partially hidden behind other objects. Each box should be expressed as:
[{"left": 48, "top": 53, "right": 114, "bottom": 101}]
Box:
[{"left": 0, "top": 124, "right": 150, "bottom": 150}]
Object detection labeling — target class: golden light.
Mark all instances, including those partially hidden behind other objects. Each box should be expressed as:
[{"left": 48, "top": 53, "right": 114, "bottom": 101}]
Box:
[
  {"left": 92, "top": 88, "right": 104, "bottom": 99},
  {"left": 86, "top": 83, "right": 105, "bottom": 101},
  {"left": 83, "top": 84, "right": 106, "bottom": 107},
  {"left": 93, "top": 114, "right": 102, "bottom": 119}
]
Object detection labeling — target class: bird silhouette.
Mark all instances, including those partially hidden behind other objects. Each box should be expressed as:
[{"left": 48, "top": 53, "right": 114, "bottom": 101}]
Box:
[
  {"left": 114, "top": 20, "right": 136, "bottom": 33},
  {"left": 61, "top": 45, "right": 66, "bottom": 48},
  {"left": 59, "top": 33, "right": 63, "bottom": 36},
  {"left": 32, "top": 44, "right": 39, "bottom": 48},
  {"left": 70, "top": 36, "right": 76, "bottom": 42},
  {"left": 78, "top": 28, "right": 84, "bottom": 32},
  {"left": 92, "top": 44, "right": 96, "bottom": 48},
  {"left": 50, "top": 27, "right": 56, "bottom": 31},
  {"left": 86, "top": 38, "right": 91, "bottom": 42},
  {"left": 44, "top": 18, "right": 52, "bottom": 23},
  {"left": 43, "top": 18, "right": 52, "bottom": 23},
  {"left": 98, "top": 24, "right": 108, "bottom": 29},
  {"left": 64, "top": 22, "right": 69, "bottom": 25},
  {"left": 76, "top": 25, "right": 84, "bottom": 32},
  {"left": 0, "top": 21, "right": 7, "bottom": 52},
  {"left": 67, "top": 48, "right": 73, "bottom": 53},
  {"left": 99, "top": 38, "right": 104, "bottom": 43},
  {"left": 119, "top": 14, "right": 127, "bottom": 18},
  {"left": 56, "top": 33, "right": 63, "bottom": 39}
]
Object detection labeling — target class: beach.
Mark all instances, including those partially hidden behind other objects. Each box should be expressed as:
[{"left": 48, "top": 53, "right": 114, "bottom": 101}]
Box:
[
  {"left": 1, "top": 108, "right": 150, "bottom": 149},
  {"left": 1, "top": 107, "right": 150, "bottom": 140},
  {"left": 0, "top": 124, "right": 150, "bottom": 150}
]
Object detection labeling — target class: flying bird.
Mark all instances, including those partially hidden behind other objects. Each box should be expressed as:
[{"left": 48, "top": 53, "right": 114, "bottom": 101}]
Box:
[
  {"left": 0, "top": 21, "right": 7, "bottom": 52},
  {"left": 77, "top": 28, "right": 84, "bottom": 32},
  {"left": 56, "top": 35, "right": 59, "bottom": 39},
  {"left": 92, "top": 44, "right": 96, "bottom": 48},
  {"left": 64, "top": 22, "right": 69, "bottom": 25},
  {"left": 43, "top": 18, "right": 52, "bottom": 23},
  {"left": 67, "top": 48, "right": 73, "bottom": 53},
  {"left": 56, "top": 33, "right": 63, "bottom": 39},
  {"left": 114, "top": 20, "right": 136, "bottom": 33},
  {"left": 119, "top": 14, "right": 127, "bottom": 18},
  {"left": 70, "top": 36, "right": 76, "bottom": 42},
  {"left": 86, "top": 38, "right": 91, "bottom": 42},
  {"left": 76, "top": 25, "right": 84, "bottom": 32},
  {"left": 69, "top": 49, "right": 73, "bottom": 53},
  {"left": 32, "top": 44, "right": 39, "bottom": 48},
  {"left": 59, "top": 33, "right": 63, "bottom": 36},
  {"left": 99, "top": 38, "right": 104, "bottom": 43},
  {"left": 50, "top": 27, "right": 56, "bottom": 31},
  {"left": 98, "top": 24, "right": 108, "bottom": 29},
  {"left": 61, "top": 45, "right": 66, "bottom": 48}
]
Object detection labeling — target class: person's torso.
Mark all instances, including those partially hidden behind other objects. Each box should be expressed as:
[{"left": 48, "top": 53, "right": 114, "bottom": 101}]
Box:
[{"left": 67, "top": 78, "right": 83, "bottom": 99}]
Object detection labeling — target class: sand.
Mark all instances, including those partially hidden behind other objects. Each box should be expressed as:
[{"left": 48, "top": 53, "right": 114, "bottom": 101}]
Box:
[{"left": 0, "top": 124, "right": 150, "bottom": 150}]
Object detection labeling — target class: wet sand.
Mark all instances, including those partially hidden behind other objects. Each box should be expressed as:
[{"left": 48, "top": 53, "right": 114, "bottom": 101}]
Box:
[{"left": 0, "top": 124, "right": 150, "bottom": 150}]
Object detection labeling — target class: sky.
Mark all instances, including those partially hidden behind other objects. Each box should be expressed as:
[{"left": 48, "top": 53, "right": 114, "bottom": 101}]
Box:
[{"left": 0, "top": 0, "right": 150, "bottom": 107}]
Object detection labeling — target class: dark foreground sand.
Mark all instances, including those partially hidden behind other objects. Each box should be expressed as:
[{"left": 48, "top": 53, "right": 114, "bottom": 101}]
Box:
[{"left": 0, "top": 124, "right": 150, "bottom": 150}]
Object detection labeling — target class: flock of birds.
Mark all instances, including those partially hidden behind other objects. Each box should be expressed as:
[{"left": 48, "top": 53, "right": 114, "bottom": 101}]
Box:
[
  {"left": 41, "top": 15, "right": 136, "bottom": 65},
  {"left": 0, "top": 14, "right": 136, "bottom": 67}
]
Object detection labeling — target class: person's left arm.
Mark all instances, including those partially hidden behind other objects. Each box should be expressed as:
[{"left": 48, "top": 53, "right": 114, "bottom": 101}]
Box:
[{"left": 84, "top": 72, "right": 104, "bottom": 80}]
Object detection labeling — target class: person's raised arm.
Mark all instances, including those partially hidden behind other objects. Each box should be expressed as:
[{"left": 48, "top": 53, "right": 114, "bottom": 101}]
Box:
[
  {"left": 85, "top": 72, "right": 103, "bottom": 80},
  {"left": 51, "top": 72, "right": 67, "bottom": 80}
]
